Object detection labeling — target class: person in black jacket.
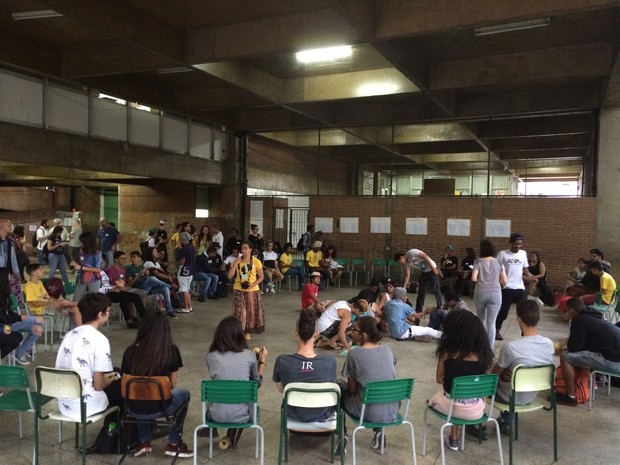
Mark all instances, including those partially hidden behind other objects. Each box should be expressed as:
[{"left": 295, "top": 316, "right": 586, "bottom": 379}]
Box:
[
  {"left": 348, "top": 278, "right": 380, "bottom": 306},
  {"left": 557, "top": 297, "right": 620, "bottom": 405}
]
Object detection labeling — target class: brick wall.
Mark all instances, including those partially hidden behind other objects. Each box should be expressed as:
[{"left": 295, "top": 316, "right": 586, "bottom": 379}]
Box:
[{"left": 308, "top": 196, "right": 598, "bottom": 287}]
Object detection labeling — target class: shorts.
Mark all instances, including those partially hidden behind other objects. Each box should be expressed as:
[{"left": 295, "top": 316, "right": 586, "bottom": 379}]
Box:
[
  {"left": 563, "top": 350, "right": 620, "bottom": 372},
  {"left": 177, "top": 276, "right": 193, "bottom": 293},
  {"left": 320, "top": 320, "right": 353, "bottom": 339}
]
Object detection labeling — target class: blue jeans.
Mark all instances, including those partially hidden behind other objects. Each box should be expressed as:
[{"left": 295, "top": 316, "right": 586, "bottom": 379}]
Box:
[
  {"left": 141, "top": 277, "right": 173, "bottom": 313},
  {"left": 131, "top": 387, "right": 190, "bottom": 444},
  {"left": 429, "top": 309, "right": 448, "bottom": 330},
  {"left": 284, "top": 266, "right": 306, "bottom": 289},
  {"left": 415, "top": 272, "right": 442, "bottom": 312},
  {"left": 194, "top": 272, "right": 218, "bottom": 297},
  {"left": 37, "top": 249, "right": 48, "bottom": 265},
  {"left": 11, "top": 317, "right": 43, "bottom": 358},
  {"left": 48, "top": 253, "right": 69, "bottom": 284}
]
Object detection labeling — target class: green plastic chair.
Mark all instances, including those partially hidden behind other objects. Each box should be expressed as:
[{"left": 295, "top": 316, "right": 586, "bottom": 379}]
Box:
[
  {"left": 34, "top": 366, "right": 120, "bottom": 465},
  {"left": 371, "top": 258, "right": 387, "bottom": 279},
  {"left": 387, "top": 260, "right": 403, "bottom": 282},
  {"left": 422, "top": 374, "right": 503, "bottom": 465},
  {"left": 335, "top": 258, "right": 349, "bottom": 287},
  {"left": 193, "top": 380, "right": 264, "bottom": 465},
  {"left": 345, "top": 378, "right": 416, "bottom": 465},
  {"left": 592, "top": 290, "right": 618, "bottom": 320},
  {"left": 589, "top": 365, "right": 620, "bottom": 411},
  {"left": 0, "top": 365, "right": 52, "bottom": 439},
  {"left": 493, "top": 364, "right": 557, "bottom": 465},
  {"left": 278, "top": 382, "right": 344, "bottom": 465},
  {"left": 350, "top": 258, "right": 367, "bottom": 287}
]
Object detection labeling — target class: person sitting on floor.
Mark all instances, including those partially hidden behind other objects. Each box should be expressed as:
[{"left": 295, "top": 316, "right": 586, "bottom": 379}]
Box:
[
  {"left": 491, "top": 300, "right": 554, "bottom": 435},
  {"left": 316, "top": 299, "right": 369, "bottom": 352},
  {"left": 272, "top": 309, "right": 337, "bottom": 422},
  {"left": 301, "top": 272, "right": 334, "bottom": 313},
  {"left": 384, "top": 287, "right": 442, "bottom": 342},
  {"left": 556, "top": 297, "right": 620, "bottom": 406},
  {"left": 424, "top": 290, "right": 469, "bottom": 331},
  {"left": 23, "top": 263, "right": 82, "bottom": 327},
  {"left": 348, "top": 278, "right": 380, "bottom": 307}
]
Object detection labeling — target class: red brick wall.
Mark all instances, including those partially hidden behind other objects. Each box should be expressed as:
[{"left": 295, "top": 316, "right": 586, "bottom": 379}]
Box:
[{"left": 308, "top": 196, "right": 597, "bottom": 287}]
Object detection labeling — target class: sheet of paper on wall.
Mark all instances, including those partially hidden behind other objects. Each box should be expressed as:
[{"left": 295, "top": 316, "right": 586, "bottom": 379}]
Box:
[
  {"left": 370, "top": 217, "right": 391, "bottom": 233},
  {"left": 340, "top": 217, "right": 359, "bottom": 233},
  {"left": 315, "top": 217, "right": 333, "bottom": 233},
  {"left": 447, "top": 218, "right": 471, "bottom": 236},
  {"left": 405, "top": 218, "right": 428, "bottom": 235},
  {"left": 485, "top": 219, "right": 511, "bottom": 237}
]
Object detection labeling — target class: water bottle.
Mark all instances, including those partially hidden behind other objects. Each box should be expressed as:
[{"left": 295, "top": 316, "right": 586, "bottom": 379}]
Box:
[{"left": 106, "top": 421, "right": 118, "bottom": 438}]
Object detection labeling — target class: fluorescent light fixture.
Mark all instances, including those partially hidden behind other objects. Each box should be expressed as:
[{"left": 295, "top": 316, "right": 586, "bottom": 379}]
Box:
[
  {"left": 98, "top": 92, "right": 126, "bottom": 105},
  {"left": 156, "top": 67, "right": 193, "bottom": 74},
  {"left": 356, "top": 82, "right": 400, "bottom": 97},
  {"left": 475, "top": 18, "right": 550, "bottom": 36},
  {"left": 296, "top": 45, "right": 352, "bottom": 64},
  {"left": 12, "top": 9, "right": 62, "bottom": 20},
  {"left": 195, "top": 209, "right": 210, "bottom": 218}
]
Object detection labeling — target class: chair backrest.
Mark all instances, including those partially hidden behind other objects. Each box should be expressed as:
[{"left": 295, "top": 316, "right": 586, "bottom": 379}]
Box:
[
  {"left": 594, "top": 292, "right": 603, "bottom": 305},
  {"left": 35, "top": 366, "right": 83, "bottom": 399},
  {"left": 450, "top": 374, "right": 499, "bottom": 401},
  {"left": 283, "top": 382, "right": 340, "bottom": 408},
  {"left": 0, "top": 365, "right": 31, "bottom": 390},
  {"left": 362, "top": 378, "right": 414, "bottom": 404},
  {"left": 371, "top": 258, "right": 386, "bottom": 266},
  {"left": 351, "top": 258, "right": 365, "bottom": 268},
  {"left": 121, "top": 375, "right": 172, "bottom": 401},
  {"left": 511, "top": 364, "right": 555, "bottom": 393},
  {"left": 201, "top": 379, "right": 259, "bottom": 404},
  {"left": 292, "top": 259, "right": 305, "bottom": 268},
  {"left": 337, "top": 258, "right": 349, "bottom": 267}
]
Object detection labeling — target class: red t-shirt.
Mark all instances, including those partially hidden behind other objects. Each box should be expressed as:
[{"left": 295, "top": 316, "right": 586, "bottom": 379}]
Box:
[{"left": 301, "top": 283, "right": 319, "bottom": 309}]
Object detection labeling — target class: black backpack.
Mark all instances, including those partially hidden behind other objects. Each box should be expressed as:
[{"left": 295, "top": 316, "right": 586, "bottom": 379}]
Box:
[
  {"left": 296, "top": 232, "right": 308, "bottom": 252},
  {"left": 139, "top": 241, "right": 151, "bottom": 261},
  {"left": 31, "top": 227, "right": 42, "bottom": 247}
]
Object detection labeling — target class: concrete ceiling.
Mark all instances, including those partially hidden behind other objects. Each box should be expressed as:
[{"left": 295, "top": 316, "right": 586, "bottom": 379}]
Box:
[{"left": 1, "top": 0, "right": 619, "bottom": 184}]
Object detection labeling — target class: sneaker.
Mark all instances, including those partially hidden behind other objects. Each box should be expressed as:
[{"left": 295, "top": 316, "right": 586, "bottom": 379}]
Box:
[
  {"left": 270, "top": 286, "right": 276, "bottom": 293},
  {"left": 177, "top": 308, "right": 191, "bottom": 313},
  {"left": 465, "top": 424, "right": 488, "bottom": 441},
  {"left": 126, "top": 318, "right": 140, "bottom": 329},
  {"left": 446, "top": 436, "right": 459, "bottom": 451},
  {"left": 134, "top": 441, "right": 152, "bottom": 457},
  {"left": 166, "top": 312, "right": 178, "bottom": 319},
  {"left": 15, "top": 354, "right": 30, "bottom": 365},
  {"left": 496, "top": 412, "right": 511, "bottom": 436},
  {"left": 164, "top": 442, "right": 193, "bottom": 458},
  {"left": 333, "top": 434, "right": 348, "bottom": 455},
  {"left": 371, "top": 431, "right": 387, "bottom": 450},
  {"left": 495, "top": 332, "right": 503, "bottom": 341},
  {"left": 556, "top": 393, "right": 578, "bottom": 406}
]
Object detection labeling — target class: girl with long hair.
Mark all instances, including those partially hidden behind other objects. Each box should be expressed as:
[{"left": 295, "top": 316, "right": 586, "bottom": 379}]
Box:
[
  {"left": 195, "top": 225, "right": 212, "bottom": 256},
  {"left": 47, "top": 225, "right": 70, "bottom": 284},
  {"left": 120, "top": 311, "right": 192, "bottom": 458},
  {"left": 71, "top": 231, "right": 102, "bottom": 302},
  {"left": 205, "top": 316, "right": 267, "bottom": 448},
  {"left": 427, "top": 310, "right": 494, "bottom": 451},
  {"left": 227, "top": 241, "right": 265, "bottom": 340}
]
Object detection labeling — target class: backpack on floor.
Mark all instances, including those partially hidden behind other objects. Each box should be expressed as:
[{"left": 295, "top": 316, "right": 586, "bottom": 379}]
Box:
[{"left": 555, "top": 365, "right": 590, "bottom": 403}]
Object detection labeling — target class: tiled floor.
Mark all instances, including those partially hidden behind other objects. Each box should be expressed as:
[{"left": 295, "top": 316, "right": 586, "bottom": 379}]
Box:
[{"left": 2, "top": 285, "right": 618, "bottom": 465}]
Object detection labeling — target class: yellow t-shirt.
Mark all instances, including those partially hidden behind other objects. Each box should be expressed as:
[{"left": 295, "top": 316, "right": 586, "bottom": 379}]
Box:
[
  {"left": 279, "top": 253, "right": 293, "bottom": 274},
  {"left": 600, "top": 272, "right": 617, "bottom": 304},
  {"left": 306, "top": 250, "right": 323, "bottom": 268},
  {"left": 233, "top": 257, "right": 263, "bottom": 292},
  {"left": 23, "top": 280, "right": 50, "bottom": 315}
]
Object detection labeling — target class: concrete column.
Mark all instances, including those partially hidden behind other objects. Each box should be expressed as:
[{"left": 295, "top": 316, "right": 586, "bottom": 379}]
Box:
[{"left": 597, "top": 108, "right": 620, "bottom": 268}]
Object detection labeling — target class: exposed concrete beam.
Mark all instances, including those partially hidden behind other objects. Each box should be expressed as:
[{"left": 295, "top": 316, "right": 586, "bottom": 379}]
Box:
[
  {"left": 396, "top": 140, "right": 485, "bottom": 155},
  {"left": 187, "top": 8, "right": 362, "bottom": 62},
  {"left": 431, "top": 43, "right": 613, "bottom": 90},
  {"left": 329, "top": 0, "right": 377, "bottom": 40},
  {"left": 0, "top": 122, "right": 224, "bottom": 184},
  {"left": 499, "top": 148, "right": 587, "bottom": 160},
  {"left": 41, "top": 0, "right": 185, "bottom": 62},
  {"left": 0, "top": 31, "right": 59, "bottom": 76},
  {"left": 60, "top": 42, "right": 178, "bottom": 78},
  {"left": 176, "top": 88, "right": 271, "bottom": 112},
  {"left": 491, "top": 133, "right": 592, "bottom": 151},
  {"left": 76, "top": 76, "right": 177, "bottom": 111},
  {"left": 477, "top": 113, "right": 595, "bottom": 138},
  {"left": 375, "top": 0, "right": 620, "bottom": 39}
]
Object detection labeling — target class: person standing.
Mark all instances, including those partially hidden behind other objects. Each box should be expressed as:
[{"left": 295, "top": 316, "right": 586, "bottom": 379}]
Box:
[
  {"left": 155, "top": 219, "right": 170, "bottom": 268},
  {"left": 175, "top": 232, "right": 196, "bottom": 314},
  {"left": 495, "top": 233, "right": 533, "bottom": 341},
  {"left": 47, "top": 225, "right": 70, "bottom": 284},
  {"left": 34, "top": 219, "right": 50, "bottom": 265},
  {"left": 472, "top": 239, "right": 507, "bottom": 347},
  {"left": 97, "top": 217, "right": 122, "bottom": 268},
  {"left": 68, "top": 218, "right": 83, "bottom": 266},
  {"left": 395, "top": 248, "right": 443, "bottom": 314},
  {"left": 71, "top": 231, "right": 103, "bottom": 302},
  {"left": 227, "top": 241, "right": 265, "bottom": 340},
  {"left": 211, "top": 224, "right": 224, "bottom": 259}
]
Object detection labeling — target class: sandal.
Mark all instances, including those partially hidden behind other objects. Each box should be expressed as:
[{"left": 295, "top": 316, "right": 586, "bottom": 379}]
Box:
[{"left": 324, "top": 342, "right": 343, "bottom": 350}]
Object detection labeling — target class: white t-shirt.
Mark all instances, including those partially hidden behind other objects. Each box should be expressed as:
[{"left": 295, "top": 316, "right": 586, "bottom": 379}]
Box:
[
  {"left": 405, "top": 249, "right": 436, "bottom": 273},
  {"left": 318, "top": 300, "right": 350, "bottom": 333},
  {"left": 55, "top": 324, "right": 113, "bottom": 418},
  {"left": 497, "top": 249, "right": 528, "bottom": 290},
  {"left": 212, "top": 232, "right": 224, "bottom": 257},
  {"left": 36, "top": 227, "right": 48, "bottom": 251}
]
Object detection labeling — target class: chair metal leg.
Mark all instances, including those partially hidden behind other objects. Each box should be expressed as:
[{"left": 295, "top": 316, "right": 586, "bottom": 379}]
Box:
[{"left": 403, "top": 420, "right": 417, "bottom": 465}]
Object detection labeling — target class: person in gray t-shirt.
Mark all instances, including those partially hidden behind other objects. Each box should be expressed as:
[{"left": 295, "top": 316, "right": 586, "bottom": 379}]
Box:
[
  {"left": 491, "top": 300, "right": 554, "bottom": 434},
  {"left": 342, "top": 316, "right": 398, "bottom": 452},
  {"left": 273, "top": 310, "right": 337, "bottom": 422}
]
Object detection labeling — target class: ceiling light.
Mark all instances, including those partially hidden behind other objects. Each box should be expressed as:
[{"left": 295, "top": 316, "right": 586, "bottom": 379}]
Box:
[
  {"left": 156, "top": 67, "right": 193, "bottom": 74},
  {"left": 474, "top": 18, "right": 550, "bottom": 36},
  {"left": 296, "top": 45, "right": 352, "bottom": 64},
  {"left": 12, "top": 9, "right": 62, "bottom": 20}
]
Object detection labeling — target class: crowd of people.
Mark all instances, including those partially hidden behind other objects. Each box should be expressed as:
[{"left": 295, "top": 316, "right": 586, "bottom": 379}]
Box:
[{"left": 0, "top": 216, "right": 618, "bottom": 460}]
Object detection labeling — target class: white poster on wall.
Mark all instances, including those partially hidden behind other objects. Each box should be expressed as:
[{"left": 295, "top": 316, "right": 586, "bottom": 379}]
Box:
[
  {"left": 315, "top": 217, "right": 333, "bottom": 233},
  {"left": 340, "top": 217, "right": 359, "bottom": 233},
  {"left": 485, "top": 219, "right": 511, "bottom": 237},
  {"left": 370, "top": 217, "right": 391, "bottom": 233},
  {"left": 405, "top": 218, "right": 428, "bottom": 235},
  {"left": 447, "top": 219, "right": 471, "bottom": 236}
]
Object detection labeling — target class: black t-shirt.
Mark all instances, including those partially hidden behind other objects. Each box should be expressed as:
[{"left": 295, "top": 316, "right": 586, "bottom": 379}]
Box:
[
  {"left": 442, "top": 358, "right": 487, "bottom": 394},
  {"left": 121, "top": 343, "right": 183, "bottom": 413}
]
